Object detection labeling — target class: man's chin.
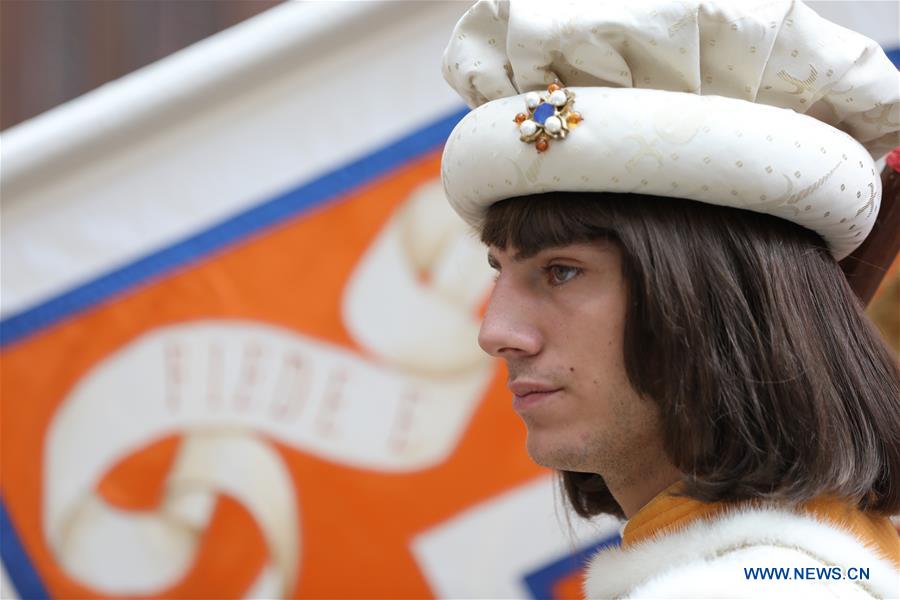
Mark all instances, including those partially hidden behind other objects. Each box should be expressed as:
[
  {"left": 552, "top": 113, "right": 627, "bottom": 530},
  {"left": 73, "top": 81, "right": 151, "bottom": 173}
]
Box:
[{"left": 525, "top": 434, "right": 592, "bottom": 472}]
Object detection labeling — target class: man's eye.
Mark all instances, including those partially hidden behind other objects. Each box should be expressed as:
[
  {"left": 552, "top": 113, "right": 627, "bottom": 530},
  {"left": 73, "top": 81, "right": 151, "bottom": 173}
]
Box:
[
  {"left": 545, "top": 265, "right": 581, "bottom": 285},
  {"left": 487, "top": 258, "right": 500, "bottom": 282}
]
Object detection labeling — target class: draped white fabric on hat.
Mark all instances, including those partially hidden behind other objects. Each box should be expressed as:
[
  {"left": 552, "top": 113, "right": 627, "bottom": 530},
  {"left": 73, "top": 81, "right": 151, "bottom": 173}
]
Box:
[{"left": 440, "top": 0, "right": 900, "bottom": 260}]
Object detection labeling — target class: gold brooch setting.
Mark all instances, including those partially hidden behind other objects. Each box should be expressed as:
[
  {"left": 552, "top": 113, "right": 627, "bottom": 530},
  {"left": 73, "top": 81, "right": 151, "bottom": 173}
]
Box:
[{"left": 514, "top": 82, "right": 582, "bottom": 153}]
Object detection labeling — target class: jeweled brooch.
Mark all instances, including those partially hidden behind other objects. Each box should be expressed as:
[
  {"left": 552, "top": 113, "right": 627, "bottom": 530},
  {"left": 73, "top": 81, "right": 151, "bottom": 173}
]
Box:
[{"left": 514, "top": 82, "right": 582, "bottom": 153}]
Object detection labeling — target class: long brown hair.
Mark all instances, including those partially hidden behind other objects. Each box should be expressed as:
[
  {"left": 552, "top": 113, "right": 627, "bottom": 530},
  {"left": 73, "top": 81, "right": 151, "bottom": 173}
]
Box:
[{"left": 481, "top": 192, "right": 900, "bottom": 519}]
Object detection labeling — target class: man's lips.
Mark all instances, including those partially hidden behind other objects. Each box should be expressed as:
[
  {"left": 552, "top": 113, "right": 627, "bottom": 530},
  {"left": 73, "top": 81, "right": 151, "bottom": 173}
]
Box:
[
  {"left": 508, "top": 381, "right": 560, "bottom": 396},
  {"left": 508, "top": 381, "right": 562, "bottom": 410}
]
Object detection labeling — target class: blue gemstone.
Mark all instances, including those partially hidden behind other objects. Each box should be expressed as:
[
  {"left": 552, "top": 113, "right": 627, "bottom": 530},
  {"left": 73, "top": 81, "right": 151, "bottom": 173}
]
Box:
[{"left": 533, "top": 102, "right": 555, "bottom": 125}]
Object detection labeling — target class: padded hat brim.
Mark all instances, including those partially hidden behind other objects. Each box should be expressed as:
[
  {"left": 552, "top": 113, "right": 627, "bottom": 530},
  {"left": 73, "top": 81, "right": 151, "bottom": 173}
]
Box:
[{"left": 441, "top": 87, "right": 880, "bottom": 259}]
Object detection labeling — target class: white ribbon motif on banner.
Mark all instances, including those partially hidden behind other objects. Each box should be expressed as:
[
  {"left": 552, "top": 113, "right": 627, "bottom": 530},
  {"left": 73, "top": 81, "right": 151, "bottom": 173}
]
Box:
[{"left": 43, "top": 180, "right": 496, "bottom": 597}]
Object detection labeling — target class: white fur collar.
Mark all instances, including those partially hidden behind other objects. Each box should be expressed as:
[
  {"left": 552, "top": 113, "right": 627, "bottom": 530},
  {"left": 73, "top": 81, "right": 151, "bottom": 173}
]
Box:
[{"left": 584, "top": 505, "right": 899, "bottom": 599}]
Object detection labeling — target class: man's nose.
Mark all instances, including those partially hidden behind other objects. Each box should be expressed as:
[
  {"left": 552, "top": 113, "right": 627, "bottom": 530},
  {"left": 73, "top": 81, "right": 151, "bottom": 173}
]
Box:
[{"left": 477, "top": 281, "right": 542, "bottom": 358}]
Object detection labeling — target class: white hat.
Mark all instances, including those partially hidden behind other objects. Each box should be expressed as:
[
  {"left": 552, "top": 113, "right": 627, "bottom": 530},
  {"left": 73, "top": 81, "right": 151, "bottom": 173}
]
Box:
[{"left": 440, "top": 0, "right": 900, "bottom": 259}]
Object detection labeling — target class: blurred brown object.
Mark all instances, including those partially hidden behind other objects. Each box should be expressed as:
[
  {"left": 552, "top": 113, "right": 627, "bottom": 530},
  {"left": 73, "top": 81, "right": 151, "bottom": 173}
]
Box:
[
  {"left": 1, "top": 0, "right": 283, "bottom": 131},
  {"left": 866, "top": 257, "right": 899, "bottom": 354},
  {"left": 840, "top": 151, "right": 900, "bottom": 307}
]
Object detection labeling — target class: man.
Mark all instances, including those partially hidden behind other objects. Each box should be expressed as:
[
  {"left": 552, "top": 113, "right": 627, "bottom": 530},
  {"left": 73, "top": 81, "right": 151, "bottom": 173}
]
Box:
[{"left": 440, "top": 1, "right": 899, "bottom": 597}]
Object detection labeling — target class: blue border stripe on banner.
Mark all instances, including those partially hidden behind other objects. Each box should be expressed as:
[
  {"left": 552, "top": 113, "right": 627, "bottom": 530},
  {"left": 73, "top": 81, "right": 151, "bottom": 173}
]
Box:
[
  {"left": 1, "top": 496, "right": 50, "bottom": 600},
  {"left": 522, "top": 534, "right": 620, "bottom": 600},
  {"left": 0, "top": 107, "right": 467, "bottom": 350}
]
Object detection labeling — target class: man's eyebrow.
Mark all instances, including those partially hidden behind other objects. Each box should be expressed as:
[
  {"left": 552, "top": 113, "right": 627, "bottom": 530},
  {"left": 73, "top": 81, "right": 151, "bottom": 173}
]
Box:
[
  {"left": 512, "top": 246, "right": 563, "bottom": 261},
  {"left": 486, "top": 250, "right": 526, "bottom": 267},
  {"left": 513, "top": 238, "right": 616, "bottom": 261},
  {"left": 486, "top": 246, "right": 567, "bottom": 266},
  {"left": 512, "top": 249, "right": 537, "bottom": 262}
]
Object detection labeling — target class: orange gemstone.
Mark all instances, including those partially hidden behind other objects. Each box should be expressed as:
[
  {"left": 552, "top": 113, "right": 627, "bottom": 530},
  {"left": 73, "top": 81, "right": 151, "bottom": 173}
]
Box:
[
  {"left": 547, "top": 83, "right": 561, "bottom": 93},
  {"left": 514, "top": 112, "right": 527, "bottom": 124},
  {"left": 567, "top": 112, "right": 582, "bottom": 124},
  {"left": 536, "top": 138, "right": 549, "bottom": 152}
]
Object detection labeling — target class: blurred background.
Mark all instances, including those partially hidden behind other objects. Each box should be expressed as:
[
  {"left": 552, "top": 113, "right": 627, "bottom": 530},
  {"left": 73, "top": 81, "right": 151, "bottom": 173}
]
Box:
[
  {"left": 1, "top": 2, "right": 897, "bottom": 599},
  {"left": 1, "top": 1, "right": 283, "bottom": 130}
]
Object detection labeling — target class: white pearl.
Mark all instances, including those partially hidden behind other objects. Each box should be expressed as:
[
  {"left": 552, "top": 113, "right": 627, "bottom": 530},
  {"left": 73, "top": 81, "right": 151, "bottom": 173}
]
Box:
[
  {"left": 525, "top": 92, "right": 541, "bottom": 108},
  {"left": 544, "top": 116, "right": 562, "bottom": 133},
  {"left": 549, "top": 90, "right": 567, "bottom": 106},
  {"left": 519, "top": 120, "right": 537, "bottom": 136}
]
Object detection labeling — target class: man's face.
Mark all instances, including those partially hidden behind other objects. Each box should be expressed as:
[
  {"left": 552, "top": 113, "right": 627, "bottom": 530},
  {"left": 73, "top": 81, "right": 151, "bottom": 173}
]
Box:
[{"left": 479, "top": 240, "right": 663, "bottom": 476}]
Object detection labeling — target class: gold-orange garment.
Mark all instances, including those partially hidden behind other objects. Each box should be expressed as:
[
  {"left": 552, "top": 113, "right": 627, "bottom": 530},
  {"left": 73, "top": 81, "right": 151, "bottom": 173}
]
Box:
[{"left": 621, "top": 484, "right": 900, "bottom": 568}]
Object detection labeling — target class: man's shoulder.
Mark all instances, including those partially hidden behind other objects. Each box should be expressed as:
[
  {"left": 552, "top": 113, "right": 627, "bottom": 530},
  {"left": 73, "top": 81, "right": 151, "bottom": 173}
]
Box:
[{"left": 584, "top": 504, "right": 899, "bottom": 599}]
